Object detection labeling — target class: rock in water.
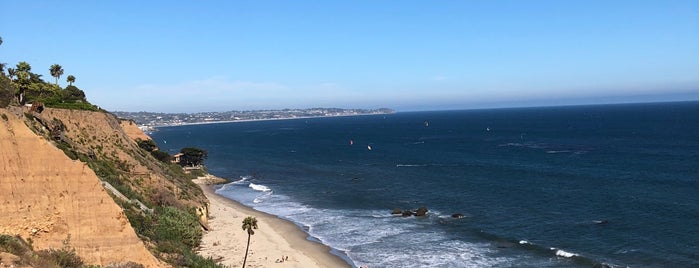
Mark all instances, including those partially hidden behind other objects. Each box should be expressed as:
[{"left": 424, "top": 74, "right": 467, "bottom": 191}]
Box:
[{"left": 415, "top": 206, "right": 429, "bottom": 216}]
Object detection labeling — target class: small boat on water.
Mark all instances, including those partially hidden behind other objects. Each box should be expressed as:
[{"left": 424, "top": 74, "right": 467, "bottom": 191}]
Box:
[{"left": 367, "top": 145, "right": 372, "bottom": 151}]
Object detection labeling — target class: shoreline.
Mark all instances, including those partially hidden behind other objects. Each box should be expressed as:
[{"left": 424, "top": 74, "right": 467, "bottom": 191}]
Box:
[
  {"left": 144, "top": 112, "right": 392, "bottom": 129},
  {"left": 193, "top": 176, "right": 352, "bottom": 268}
]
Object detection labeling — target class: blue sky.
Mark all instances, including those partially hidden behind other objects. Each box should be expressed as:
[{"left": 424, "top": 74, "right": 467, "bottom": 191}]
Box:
[{"left": 2, "top": 1, "right": 698, "bottom": 112}]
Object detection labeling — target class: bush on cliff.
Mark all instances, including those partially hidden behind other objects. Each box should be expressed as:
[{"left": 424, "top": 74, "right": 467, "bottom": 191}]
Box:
[
  {"left": 0, "top": 234, "right": 85, "bottom": 268},
  {"left": 123, "top": 205, "right": 222, "bottom": 267},
  {"left": 0, "top": 75, "right": 14, "bottom": 108}
]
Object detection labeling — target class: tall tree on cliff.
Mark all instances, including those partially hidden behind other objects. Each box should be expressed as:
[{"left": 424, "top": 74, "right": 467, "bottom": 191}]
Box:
[
  {"left": 50, "top": 64, "right": 64, "bottom": 86},
  {"left": 178, "top": 147, "right": 208, "bottom": 167},
  {"left": 66, "top": 75, "right": 75, "bottom": 86},
  {"left": 16, "top": 61, "right": 31, "bottom": 73},
  {"left": 241, "top": 216, "right": 258, "bottom": 268}
]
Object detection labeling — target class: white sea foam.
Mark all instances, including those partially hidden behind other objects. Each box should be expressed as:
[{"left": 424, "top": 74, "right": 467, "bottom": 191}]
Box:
[
  {"left": 249, "top": 183, "right": 272, "bottom": 192},
  {"left": 217, "top": 180, "right": 519, "bottom": 267},
  {"left": 396, "top": 164, "right": 428, "bottom": 167},
  {"left": 253, "top": 192, "right": 272, "bottom": 204},
  {"left": 555, "top": 249, "right": 578, "bottom": 258},
  {"left": 546, "top": 150, "right": 572, "bottom": 154},
  {"left": 232, "top": 176, "right": 250, "bottom": 184},
  {"left": 519, "top": 240, "right": 530, "bottom": 244}
]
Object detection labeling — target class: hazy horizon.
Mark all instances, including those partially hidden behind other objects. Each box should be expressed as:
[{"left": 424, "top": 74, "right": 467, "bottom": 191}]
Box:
[{"left": 2, "top": 1, "right": 698, "bottom": 113}]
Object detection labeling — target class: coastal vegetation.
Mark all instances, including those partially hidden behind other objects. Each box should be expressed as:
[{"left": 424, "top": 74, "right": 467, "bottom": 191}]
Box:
[
  {"left": 0, "top": 39, "right": 92, "bottom": 110},
  {"left": 178, "top": 147, "right": 209, "bottom": 167},
  {"left": 0, "top": 234, "right": 99, "bottom": 268},
  {"left": 241, "top": 216, "right": 259, "bottom": 268},
  {"left": 1, "top": 35, "right": 224, "bottom": 267}
]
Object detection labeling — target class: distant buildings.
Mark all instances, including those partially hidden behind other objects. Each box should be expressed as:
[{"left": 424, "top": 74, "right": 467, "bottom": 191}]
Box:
[{"left": 113, "top": 108, "right": 394, "bottom": 127}]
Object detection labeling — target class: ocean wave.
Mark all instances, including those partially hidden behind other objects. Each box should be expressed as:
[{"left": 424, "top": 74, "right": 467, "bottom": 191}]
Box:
[
  {"left": 249, "top": 182, "right": 272, "bottom": 192},
  {"left": 253, "top": 191, "right": 273, "bottom": 204},
  {"left": 546, "top": 150, "right": 572, "bottom": 154},
  {"left": 232, "top": 176, "right": 250, "bottom": 184},
  {"left": 396, "top": 164, "right": 429, "bottom": 167},
  {"left": 216, "top": 183, "right": 588, "bottom": 267},
  {"left": 553, "top": 248, "right": 578, "bottom": 258}
]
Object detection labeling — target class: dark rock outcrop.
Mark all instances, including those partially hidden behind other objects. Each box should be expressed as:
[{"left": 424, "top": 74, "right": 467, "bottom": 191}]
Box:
[{"left": 415, "top": 207, "right": 428, "bottom": 216}]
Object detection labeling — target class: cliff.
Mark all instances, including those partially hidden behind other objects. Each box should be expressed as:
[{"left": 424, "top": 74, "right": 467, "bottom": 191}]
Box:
[{"left": 0, "top": 108, "right": 163, "bottom": 267}]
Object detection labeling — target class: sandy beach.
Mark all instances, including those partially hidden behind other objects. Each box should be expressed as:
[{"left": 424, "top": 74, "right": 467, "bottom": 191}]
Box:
[{"left": 193, "top": 176, "right": 351, "bottom": 268}]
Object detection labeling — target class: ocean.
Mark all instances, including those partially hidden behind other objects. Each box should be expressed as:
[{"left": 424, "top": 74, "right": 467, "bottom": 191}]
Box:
[{"left": 151, "top": 101, "right": 699, "bottom": 268}]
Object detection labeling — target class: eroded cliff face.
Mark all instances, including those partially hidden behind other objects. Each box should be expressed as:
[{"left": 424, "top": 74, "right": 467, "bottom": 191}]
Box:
[
  {"left": 39, "top": 108, "right": 207, "bottom": 210},
  {"left": 120, "top": 119, "right": 152, "bottom": 142},
  {"left": 0, "top": 108, "right": 164, "bottom": 267}
]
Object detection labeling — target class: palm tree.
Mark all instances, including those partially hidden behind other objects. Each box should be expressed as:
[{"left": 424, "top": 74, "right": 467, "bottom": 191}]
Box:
[
  {"left": 66, "top": 75, "right": 75, "bottom": 86},
  {"left": 16, "top": 62, "right": 31, "bottom": 72},
  {"left": 7, "top": 68, "right": 15, "bottom": 80},
  {"left": 241, "top": 216, "right": 258, "bottom": 268},
  {"left": 50, "top": 64, "right": 64, "bottom": 85}
]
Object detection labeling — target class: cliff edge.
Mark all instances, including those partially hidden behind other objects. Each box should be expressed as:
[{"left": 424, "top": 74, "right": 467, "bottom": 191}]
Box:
[{"left": 0, "top": 108, "right": 163, "bottom": 267}]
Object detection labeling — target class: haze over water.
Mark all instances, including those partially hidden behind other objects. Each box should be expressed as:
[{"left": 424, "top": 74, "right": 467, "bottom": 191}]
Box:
[{"left": 153, "top": 101, "right": 699, "bottom": 267}]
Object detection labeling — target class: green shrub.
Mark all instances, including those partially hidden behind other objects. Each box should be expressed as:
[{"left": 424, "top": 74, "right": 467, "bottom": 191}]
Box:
[
  {"left": 136, "top": 138, "right": 157, "bottom": 152},
  {"left": 153, "top": 206, "right": 202, "bottom": 249},
  {"left": 35, "top": 248, "right": 84, "bottom": 268},
  {"left": 32, "top": 235, "right": 84, "bottom": 268},
  {"left": 0, "top": 234, "right": 32, "bottom": 256},
  {"left": 180, "top": 249, "right": 225, "bottom": 268},
  {"left": 150, "top": 150, "right": 171, "bottom": 162},
  {"left": 105, "top": 261, "right": 146, "bottom": 268},
  {"left": 0, "top": 75, "right": 15, "bottom": 108}
]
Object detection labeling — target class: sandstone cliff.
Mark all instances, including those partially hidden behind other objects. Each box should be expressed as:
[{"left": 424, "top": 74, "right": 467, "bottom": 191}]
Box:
[
  {"left": 0, "top": 108, "right": 163, "bottom": 267},
  {"left": 37, "top": 108, "right": 207, "bottom": 211}
]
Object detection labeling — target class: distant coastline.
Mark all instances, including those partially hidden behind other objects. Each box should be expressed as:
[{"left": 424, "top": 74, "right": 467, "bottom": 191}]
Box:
[{"left": 113, "top": 107, "right": 394, "bottom": 129}]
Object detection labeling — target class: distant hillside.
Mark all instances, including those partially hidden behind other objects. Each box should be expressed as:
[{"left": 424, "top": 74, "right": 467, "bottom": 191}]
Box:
[{"left": 114, "top": 107, "right": 395, "bottom": 127}]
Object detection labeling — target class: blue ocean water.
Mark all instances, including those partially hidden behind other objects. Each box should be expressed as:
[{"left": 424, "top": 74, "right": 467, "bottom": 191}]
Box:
[{"left": 152, "top": 102, "right": 699, "bottom": 268}]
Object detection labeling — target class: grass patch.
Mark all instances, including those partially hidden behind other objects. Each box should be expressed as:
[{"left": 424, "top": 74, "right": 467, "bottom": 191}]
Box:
[{"left": 0, "top": 234, "right": 90, "bottom": 268}]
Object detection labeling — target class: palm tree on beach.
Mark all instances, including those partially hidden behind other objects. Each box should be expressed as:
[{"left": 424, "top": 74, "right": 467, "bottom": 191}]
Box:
[
  {"left": 50, "top": 64, "right": 64, "bottom": 85},
  {"left": 241, "top": 216, "right": 258, "bottom": 268},
  {"left": 66, "top": 75, "right": 75, "bottom": 86}
]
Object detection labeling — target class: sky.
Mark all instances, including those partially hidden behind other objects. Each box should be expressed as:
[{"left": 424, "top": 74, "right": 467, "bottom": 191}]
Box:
[{"left": 2, "top": 1, "right": 698, "bottom": 112}]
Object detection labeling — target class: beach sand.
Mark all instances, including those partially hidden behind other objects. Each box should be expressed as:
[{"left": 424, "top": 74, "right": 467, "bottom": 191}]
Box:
[{"left": 193, "top": 176, "right": 351, "bottom": 268}]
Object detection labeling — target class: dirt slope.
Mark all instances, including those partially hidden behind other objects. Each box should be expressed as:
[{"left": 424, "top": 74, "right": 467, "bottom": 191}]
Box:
[
  {"left": 0, "top": 108, "right": 164, "bottom": 267},
  {"left": 120, "top": 119, "right": 152, "bottom": 142},
  {"left": 39, "top": 108, "right": 207, "bottom": 211}
]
